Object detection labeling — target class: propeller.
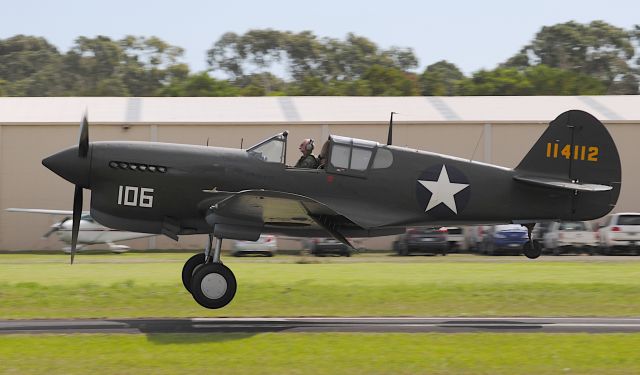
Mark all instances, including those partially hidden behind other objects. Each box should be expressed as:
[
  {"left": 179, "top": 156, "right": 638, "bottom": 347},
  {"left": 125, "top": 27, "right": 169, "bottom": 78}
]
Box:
[
  {"left": 41, "top": 218, "right": 67, "bottom": 239},
  {"left": 70, "top": 113, "right": 89, "bottom": 264}
]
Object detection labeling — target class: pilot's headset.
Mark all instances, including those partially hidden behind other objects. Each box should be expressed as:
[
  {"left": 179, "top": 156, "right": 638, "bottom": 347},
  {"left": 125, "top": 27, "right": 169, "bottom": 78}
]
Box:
[{"left": 302, "top": 138, "right": 315, "bottom": 153}]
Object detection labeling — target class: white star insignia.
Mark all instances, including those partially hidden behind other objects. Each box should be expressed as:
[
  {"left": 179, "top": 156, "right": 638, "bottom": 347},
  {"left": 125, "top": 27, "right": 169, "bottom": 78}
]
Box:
[{"left": 418, "top": 165, "right": 469, "bottom": 214}]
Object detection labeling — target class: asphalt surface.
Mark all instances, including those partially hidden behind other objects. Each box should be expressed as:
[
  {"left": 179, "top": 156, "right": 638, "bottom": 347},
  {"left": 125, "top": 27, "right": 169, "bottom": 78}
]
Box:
[{"left": 2, "top": 317, "right": 640, "bottom": 334}]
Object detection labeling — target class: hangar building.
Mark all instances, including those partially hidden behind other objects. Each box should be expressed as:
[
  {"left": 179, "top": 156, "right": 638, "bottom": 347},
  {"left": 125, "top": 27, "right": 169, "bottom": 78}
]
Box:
[{"left": 0, "top": 96, "right": 638, "bottom": 251}]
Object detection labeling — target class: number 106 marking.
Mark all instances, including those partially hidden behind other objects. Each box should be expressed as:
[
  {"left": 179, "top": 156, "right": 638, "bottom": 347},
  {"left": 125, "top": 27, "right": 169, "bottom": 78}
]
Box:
[{"left": 118, "top": 186, "right": 154, "bottom": 208}]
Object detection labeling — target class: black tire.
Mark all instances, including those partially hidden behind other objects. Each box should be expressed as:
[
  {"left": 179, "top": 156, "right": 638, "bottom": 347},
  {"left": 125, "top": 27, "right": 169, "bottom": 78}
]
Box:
[
  {"left": 343, "top": 250, "right": 352, "bottom": 257},
  {"left": 523, "top": 240, "right": 542, "bottom": 259},
  {"left": 181, "top": 253, "right": 205, "bottom": 293},
  {"left": 265, "top": 251, "right": 274, "bottom": 257},
  {"left": 191, "top": 263, "right": 237, "bottom": 309}
]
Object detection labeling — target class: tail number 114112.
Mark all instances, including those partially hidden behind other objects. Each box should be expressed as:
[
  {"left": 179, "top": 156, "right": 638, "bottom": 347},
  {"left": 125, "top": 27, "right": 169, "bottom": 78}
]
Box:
[{"left": 546, "top": 143, "right": 599, "bottom": 162}]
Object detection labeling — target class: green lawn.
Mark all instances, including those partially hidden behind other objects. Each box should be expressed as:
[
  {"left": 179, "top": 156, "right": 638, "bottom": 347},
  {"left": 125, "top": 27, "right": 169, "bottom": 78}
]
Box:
[
  {"left": 1, "top": 253, "right": 640, "bottom": 318},
  {"left": 2, "top": 333, "right": 640, "bottom": 375}
]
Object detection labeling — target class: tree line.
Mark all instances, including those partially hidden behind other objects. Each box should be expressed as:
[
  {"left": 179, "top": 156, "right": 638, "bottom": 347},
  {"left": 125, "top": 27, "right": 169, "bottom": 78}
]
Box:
[{"left": 1, "top": 21, "right": 638, "bottom": 97}]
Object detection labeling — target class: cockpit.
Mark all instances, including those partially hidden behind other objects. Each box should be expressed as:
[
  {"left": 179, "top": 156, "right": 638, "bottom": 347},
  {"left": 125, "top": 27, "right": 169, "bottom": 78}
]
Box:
[{"left": 246, "top": 132, "right": 393, "bottom": 176}]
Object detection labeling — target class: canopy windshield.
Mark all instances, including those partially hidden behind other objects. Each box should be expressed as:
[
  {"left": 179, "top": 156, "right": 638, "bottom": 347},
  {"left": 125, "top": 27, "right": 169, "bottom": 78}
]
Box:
[{"left": 246, "top": 132, "right": 288, "bottom": 164}]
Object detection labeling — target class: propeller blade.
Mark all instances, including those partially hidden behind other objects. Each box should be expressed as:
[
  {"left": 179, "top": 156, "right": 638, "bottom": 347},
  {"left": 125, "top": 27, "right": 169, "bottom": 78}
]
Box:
[
  {"left": 42, "top": 226, "right": 59, "bottom": 239},
  {"left": 78, "top": 113, "right": 89, "bottom": 158},
  {"left": 70, "top": 186, "right": 83, "bottom": 264}
]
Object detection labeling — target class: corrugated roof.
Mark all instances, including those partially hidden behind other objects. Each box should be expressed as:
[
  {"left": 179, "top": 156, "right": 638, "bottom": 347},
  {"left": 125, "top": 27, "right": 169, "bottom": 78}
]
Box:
[{"left": 0, "top": 96, "right": 638, "bottom": 124}]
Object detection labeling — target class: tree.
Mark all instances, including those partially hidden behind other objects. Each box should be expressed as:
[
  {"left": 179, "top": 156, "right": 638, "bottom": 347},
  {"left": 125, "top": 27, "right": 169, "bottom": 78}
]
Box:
[
  {"left": 457, "top": 65, "right": 606, "bottom": 95},
  {"left": 503, "top": 21, "right": 638, "bottom": 94},
  {"left": 0, "top": 35, "right": 65, "bottom": 95},
  {"left": 360, "top": 65, "right": 419, "bottom": 96},
  {"left": 457, "top": 68, "right": 533, "bottom": 95},
  {"left": 61, "top": 35, "right": 188, "bottom": 96},
  {"left": 419, "top": 60, "right": 464, "bottom": 96},
  {"left": 524, "top": 65, "right": 606, "bottom": 95},
  {"left": 206, "top": 29, "right": 419, "bottom": 92},
  {"left": 234, "top": 72, "right": 286, "bottom": 96},
  {"left": 159, "top": 72, "right": 239, "bottom": 96}
]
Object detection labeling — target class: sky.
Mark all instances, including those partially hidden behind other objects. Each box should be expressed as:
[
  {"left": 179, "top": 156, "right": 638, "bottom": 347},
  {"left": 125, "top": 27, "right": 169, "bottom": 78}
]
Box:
[{"left": 3, "top": 0, "right": 639, "bottom": 76}]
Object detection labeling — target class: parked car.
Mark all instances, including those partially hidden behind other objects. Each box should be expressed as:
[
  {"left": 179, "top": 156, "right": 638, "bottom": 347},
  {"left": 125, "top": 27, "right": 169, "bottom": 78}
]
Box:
[
  {"left": 231, "top": 235, "right": 277, "bottom": 257},
  {"left": 598, "top": 213, "right": 640, "bottom": 255},
  {"left": 308, "top": 238, "right": 352, "bottom": 257},
  {"left": 542, "top": 221, "right": 597, "bottom": 255},
  {"left": 393, "top": 227, "right": 448, "bottom": 256},
  {"left": 481, "top": 224, "right": 528, "bottom": 255},
  {"left": 442, "top": 226, "right": 465, "bottom": 252},
  {"left": 532, "top": 222, "right": 552, "bottom": 242},
  {"left": 466, "top": 225, "right": 490, "bottom": 252}
]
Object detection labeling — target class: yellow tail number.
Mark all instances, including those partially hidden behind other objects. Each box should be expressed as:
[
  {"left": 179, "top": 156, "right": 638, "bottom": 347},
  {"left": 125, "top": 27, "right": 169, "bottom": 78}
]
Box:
[{"left": 546, "top": 143, "right": 598, "bottom": 162}]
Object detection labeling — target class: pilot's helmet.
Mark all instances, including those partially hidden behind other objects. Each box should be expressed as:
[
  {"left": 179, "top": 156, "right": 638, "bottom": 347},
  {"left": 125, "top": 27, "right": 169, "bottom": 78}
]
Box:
[{"left": 299, "top": 139, "right": 314, "bottom": 153}]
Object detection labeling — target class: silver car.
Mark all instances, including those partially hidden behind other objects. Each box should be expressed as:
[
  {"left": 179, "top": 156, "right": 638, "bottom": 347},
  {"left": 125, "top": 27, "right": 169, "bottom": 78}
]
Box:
[
  {"left": 231, "top": 235, "right": 278, "bottom": 257},
  {"left": 598, "top": 213, "right": 640, "bottom": 255}
]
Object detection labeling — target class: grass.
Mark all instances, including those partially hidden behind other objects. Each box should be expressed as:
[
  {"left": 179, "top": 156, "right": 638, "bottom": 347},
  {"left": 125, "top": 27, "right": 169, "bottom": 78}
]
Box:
[
  {"left": 1, "top": 253, "right": 639, "bottom": 318},
  {"left": 2, "top": 333, "right": 640, "bottom": 375},
  {"left": 2, "top": 254, "right": 640, "bottom": 375}
]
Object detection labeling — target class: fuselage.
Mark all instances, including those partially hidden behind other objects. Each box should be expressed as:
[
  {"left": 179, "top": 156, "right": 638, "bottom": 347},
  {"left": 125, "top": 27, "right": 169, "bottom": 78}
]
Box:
[{"left": 77, "top": 139, "right": 594, "bottom": 237}]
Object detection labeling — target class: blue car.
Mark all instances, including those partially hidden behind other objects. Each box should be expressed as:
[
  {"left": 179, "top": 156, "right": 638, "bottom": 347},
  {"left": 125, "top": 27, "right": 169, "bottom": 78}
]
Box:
[{"left": 481, "top": 224, "right": 529, "bottom": 255}]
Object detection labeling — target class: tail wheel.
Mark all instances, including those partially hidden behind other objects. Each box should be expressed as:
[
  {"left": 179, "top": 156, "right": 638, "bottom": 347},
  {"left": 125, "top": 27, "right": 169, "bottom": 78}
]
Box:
[
  {"left": 191, "top": 263, "right": 237, "bottom": 309},
  {"left": 523, "top": 240, "right": 542, "bottom": 259},
  {"left": 181, "top": 253, "right": 205, "bottom": 293}
]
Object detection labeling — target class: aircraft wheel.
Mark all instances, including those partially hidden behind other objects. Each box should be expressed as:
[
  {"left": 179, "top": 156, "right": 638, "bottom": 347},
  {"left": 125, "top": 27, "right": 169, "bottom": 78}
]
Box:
[
  {"left": 523, "top": 240, "right": 542, "bottom": 259},
  {"left": 191, "top": 263, "right": 237, "bottom": 309},
  {"left": 181, "top": 253, "right": 205, "bottom": 293}
]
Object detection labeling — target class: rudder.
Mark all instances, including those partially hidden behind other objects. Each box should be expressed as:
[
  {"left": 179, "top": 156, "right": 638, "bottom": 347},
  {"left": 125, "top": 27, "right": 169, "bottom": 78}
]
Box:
[{"left": 515, "top": 110, "right": 621, "bottom": 219}]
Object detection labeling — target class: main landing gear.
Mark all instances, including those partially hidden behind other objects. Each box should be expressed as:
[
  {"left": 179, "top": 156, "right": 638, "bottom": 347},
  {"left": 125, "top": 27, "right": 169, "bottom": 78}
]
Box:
[
  {"left": 522, "top": 223, "right": 542, "bottom": 259},
  {"left": 181, "top": 234, "right": 237, "bottom": 309}
]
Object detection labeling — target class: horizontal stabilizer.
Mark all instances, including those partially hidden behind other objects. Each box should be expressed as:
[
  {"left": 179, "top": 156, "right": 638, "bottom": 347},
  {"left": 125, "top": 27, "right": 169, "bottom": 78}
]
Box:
[{"left": 514, "top": 175, "right": 613, "bottom": 192}]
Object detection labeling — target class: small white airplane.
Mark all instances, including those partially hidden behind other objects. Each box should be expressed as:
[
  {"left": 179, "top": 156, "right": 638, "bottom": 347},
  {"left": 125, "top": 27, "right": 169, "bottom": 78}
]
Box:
[{"left": 6, "top": 208, "right": 156, "bottom": 252}]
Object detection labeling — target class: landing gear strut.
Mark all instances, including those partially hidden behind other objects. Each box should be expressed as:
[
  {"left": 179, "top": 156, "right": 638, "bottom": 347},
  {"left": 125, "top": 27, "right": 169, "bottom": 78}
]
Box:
[
  {"left": 181, "top": 234, "right": 237, "bottom": 309},
  {"left": 522, "top": 223, "right": 542, "bottom": 259}
]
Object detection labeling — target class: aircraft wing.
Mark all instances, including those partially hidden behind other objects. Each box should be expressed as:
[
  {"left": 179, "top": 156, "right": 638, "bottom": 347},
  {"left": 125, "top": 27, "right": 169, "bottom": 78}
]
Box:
[
  {"left": 207, "top": 190, "right": 367, "bottom": 247},
  {"left": 209, "top": 190, "right": 354, "bottom": 226},
  {"left": 5, "top": 208, "right": 82, "bottom": 215}
]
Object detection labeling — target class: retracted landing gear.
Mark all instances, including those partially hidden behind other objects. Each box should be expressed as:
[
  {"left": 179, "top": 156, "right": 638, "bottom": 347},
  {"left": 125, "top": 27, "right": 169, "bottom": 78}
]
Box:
[
  {"left": 522, "top": 223, "right": 542, "bottom": 259},
  {"left": 182, "top": 234, "right": 237, "bottom": 309}
]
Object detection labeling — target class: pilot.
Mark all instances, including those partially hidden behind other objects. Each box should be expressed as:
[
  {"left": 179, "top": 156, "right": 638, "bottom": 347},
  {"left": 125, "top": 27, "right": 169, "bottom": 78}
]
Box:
[{"left": 295, "top": 138, "right": 318, "bottom": 168}]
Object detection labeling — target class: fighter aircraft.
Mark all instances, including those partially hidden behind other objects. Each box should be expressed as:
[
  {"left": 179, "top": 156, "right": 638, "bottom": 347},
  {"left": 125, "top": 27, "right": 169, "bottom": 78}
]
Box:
[
  {"left": 42, "top": 109, "right": 621, "bottom": 309},
  {"left": 5, "top": 208, "right": 155, "bottom": 252}
]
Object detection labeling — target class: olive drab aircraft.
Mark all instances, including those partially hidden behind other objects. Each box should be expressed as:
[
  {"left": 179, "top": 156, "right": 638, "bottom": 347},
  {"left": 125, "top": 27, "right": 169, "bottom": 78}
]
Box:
[{"left": 42, "top": 109, "right": 621, "bottom": 309}]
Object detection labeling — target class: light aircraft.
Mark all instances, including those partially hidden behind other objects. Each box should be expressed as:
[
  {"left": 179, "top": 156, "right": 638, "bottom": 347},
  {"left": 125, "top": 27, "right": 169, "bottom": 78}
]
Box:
[
  {"left": 42, "top": 110, "right": 621, "bottom": 309},
  {"left": 5, "top": 208, "right": 155, "bottom": 252}
]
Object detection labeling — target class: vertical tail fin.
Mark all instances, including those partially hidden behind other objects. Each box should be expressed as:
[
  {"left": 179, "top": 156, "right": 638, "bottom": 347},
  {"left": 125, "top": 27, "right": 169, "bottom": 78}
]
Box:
[{"left": 515, "top": 110, "right": 621, "bottom": 219}]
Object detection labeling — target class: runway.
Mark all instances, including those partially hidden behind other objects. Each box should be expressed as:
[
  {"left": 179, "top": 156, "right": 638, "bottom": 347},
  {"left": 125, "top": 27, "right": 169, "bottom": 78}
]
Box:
[{"left": 2, "top": 317, "right": 640, "bottom": 334}]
